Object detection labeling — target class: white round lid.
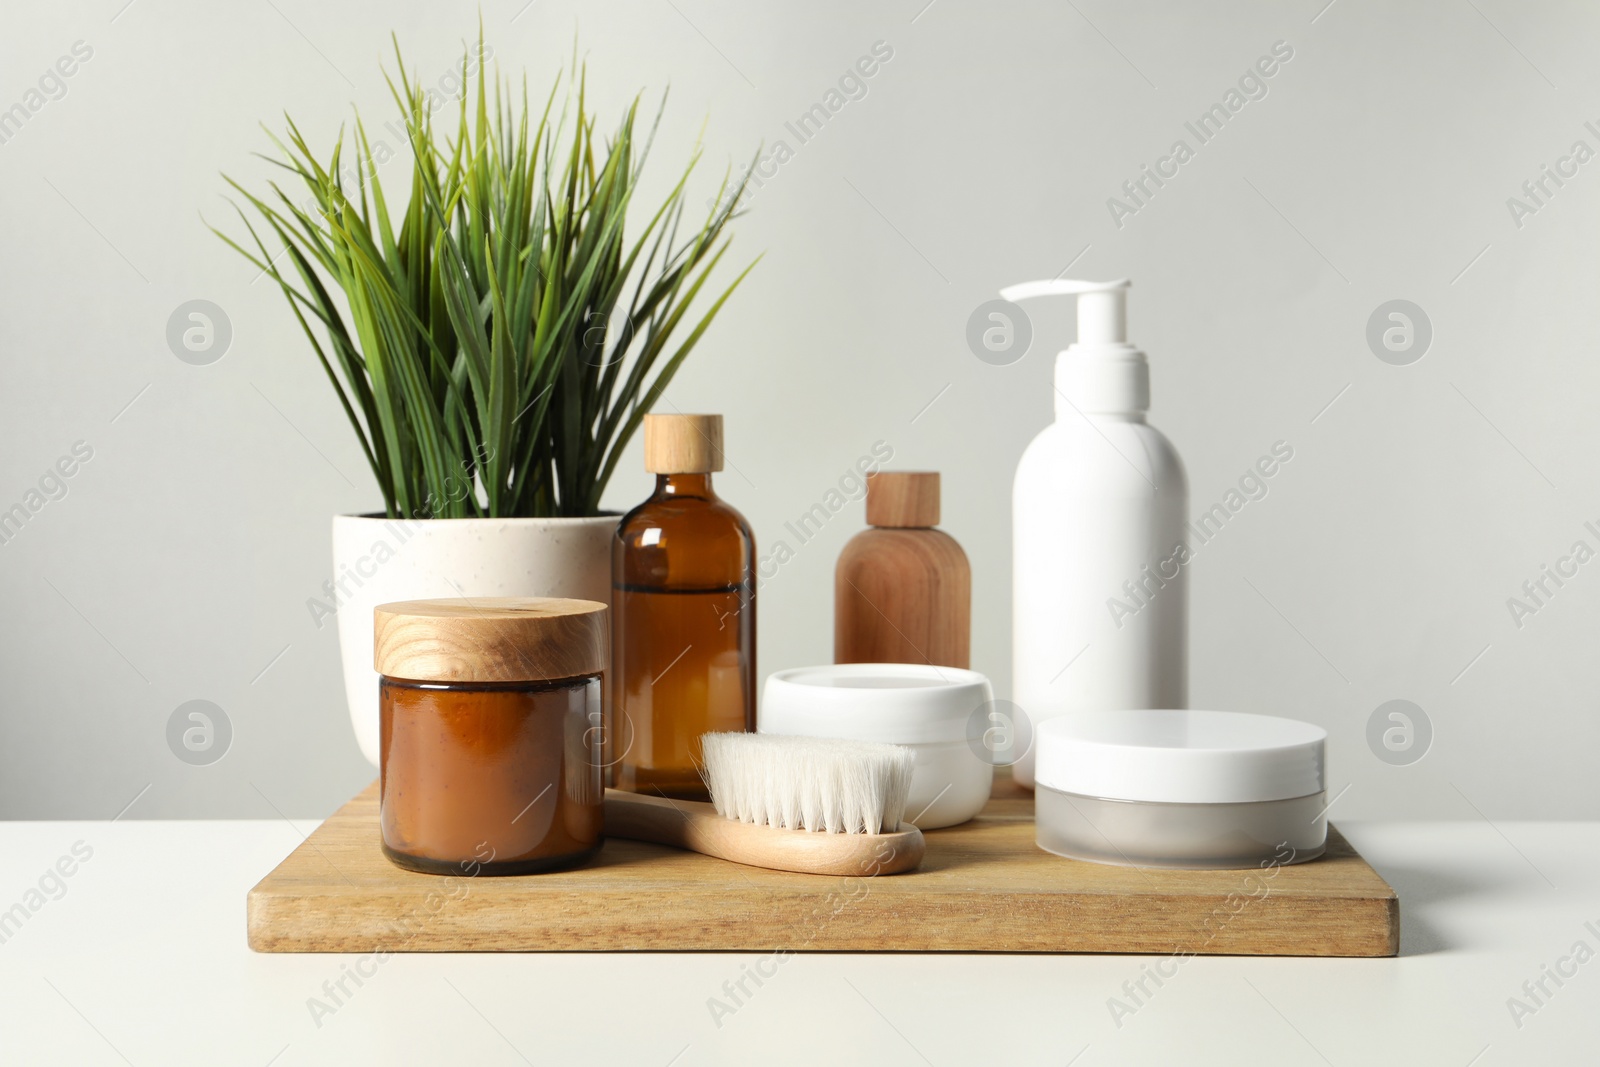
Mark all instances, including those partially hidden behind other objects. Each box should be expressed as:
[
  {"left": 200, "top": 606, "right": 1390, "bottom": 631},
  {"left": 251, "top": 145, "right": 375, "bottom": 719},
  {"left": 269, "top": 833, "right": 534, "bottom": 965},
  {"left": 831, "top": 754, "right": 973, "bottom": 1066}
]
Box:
[
  {"left": 1034, "top": 710, "right": 1326, "bottom": 804},
  {"left": 759, "top": 663, "right": 993, "bottom": 745}
]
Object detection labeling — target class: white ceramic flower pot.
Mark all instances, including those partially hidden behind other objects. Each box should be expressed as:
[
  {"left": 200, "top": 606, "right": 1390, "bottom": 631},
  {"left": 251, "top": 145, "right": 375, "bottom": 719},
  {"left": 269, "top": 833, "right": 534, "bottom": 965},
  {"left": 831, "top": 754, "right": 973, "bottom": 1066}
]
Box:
[{"left": 330, "top": 513, "right": 619, "bottom": 766}]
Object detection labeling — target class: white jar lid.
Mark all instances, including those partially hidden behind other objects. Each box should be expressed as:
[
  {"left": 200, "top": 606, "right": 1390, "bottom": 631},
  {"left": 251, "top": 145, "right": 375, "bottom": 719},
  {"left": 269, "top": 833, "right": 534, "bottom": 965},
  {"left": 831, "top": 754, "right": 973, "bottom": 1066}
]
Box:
[
  {"left": 1034, "top": 710, "right": 1325, "bottom": 804},
  {"left": 760, "top": 663, "right": 993, "bottom": 745}
]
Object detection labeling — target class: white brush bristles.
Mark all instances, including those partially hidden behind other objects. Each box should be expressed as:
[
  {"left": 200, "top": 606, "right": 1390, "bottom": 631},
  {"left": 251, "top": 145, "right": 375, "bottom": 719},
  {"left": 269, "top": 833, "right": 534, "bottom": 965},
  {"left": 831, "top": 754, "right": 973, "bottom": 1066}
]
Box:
[{"left": 700, "top": 733, "right": 916, "bottom": 834}]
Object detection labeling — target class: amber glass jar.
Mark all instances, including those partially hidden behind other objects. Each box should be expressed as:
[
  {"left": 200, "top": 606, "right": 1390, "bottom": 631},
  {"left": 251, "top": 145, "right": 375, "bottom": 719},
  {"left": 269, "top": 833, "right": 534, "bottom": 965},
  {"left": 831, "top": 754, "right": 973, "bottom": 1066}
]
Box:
[
  {"left": 375, "top": 597, "right": 608, "bottom": 875},
  {"left": 612, "top": 414, "right": 756, "bottom": 800}
]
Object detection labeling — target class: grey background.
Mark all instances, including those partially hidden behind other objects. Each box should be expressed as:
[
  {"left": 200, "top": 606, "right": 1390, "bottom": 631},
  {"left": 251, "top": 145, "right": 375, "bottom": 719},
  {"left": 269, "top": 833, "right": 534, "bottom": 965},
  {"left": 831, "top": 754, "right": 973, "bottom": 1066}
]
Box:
[{"left": 2, "top": 0, "right": 1595, "bottom": 820}]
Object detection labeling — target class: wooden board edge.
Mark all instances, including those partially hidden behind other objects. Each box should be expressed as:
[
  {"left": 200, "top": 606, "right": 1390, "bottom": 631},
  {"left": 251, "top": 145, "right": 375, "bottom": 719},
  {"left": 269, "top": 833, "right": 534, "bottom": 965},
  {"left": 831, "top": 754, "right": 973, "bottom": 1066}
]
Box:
[{"left": 246, "top": 886, "right": 1401, "bottom": 956}]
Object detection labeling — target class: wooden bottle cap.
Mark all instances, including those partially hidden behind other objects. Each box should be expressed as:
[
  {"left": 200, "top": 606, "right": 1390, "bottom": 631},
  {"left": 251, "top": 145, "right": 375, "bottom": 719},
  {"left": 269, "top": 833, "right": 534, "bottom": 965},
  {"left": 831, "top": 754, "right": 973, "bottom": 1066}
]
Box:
[
  {"left": 866, "top": 471, "right": 940, "bottom": 528},
  {"left": 644, "top": 414, "right": 724, "bottom": 474},
  {"left": 374, "top": 598, "right": 608, "bottom": 684}
]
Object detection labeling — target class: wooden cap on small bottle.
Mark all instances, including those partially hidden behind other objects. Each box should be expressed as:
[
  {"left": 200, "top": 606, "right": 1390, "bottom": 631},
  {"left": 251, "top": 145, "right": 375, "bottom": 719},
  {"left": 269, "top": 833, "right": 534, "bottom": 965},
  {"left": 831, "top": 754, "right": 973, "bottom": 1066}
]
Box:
[
  {"left": 866, "top": 471, "right": 940, "bottom": 528},
  {"left": 374, "top": 597, "right": 609, "bottom": 683},
  {"left": 644, "top": 414, "right": 724, "bottom": 474}
]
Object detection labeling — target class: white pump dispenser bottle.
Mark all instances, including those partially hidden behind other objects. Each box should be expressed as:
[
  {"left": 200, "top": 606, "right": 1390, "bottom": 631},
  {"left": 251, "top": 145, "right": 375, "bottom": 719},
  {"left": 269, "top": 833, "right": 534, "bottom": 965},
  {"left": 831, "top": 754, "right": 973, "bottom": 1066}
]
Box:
[{"left": 1003, "top": 279, "right": 1188, "bottom": 788}]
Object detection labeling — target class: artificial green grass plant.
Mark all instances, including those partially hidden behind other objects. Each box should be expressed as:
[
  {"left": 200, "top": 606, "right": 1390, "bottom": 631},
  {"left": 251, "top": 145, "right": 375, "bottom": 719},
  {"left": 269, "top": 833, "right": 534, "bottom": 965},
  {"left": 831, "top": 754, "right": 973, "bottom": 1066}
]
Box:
[{"left": 215, "top": 40, "right": 755, "bottom": 518}]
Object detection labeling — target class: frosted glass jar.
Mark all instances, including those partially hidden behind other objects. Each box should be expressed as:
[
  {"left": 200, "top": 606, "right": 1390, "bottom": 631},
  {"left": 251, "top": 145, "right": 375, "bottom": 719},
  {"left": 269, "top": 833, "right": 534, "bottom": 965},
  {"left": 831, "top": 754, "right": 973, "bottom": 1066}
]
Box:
[
  {"left": 760, "top": 663, "right": 994, "bottom": 829},
  {"left": 1034, "top": 710, "right": 1327, "bottom": 870}
]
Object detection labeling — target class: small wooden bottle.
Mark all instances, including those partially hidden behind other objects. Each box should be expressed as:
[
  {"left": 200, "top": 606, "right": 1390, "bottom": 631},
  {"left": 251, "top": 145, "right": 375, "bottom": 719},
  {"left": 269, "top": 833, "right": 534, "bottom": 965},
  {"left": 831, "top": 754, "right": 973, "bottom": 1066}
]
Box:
[
  {"left": 835, "top": 471, "right": 971, "bottom": 669},
  {"left": 612, "top": 414, "right": 756, "bottom": 801}
]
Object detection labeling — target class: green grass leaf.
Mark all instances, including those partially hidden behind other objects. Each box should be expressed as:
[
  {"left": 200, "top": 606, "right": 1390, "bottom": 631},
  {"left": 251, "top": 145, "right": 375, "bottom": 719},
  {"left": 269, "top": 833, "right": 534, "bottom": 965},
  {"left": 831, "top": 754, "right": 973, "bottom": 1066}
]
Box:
[{"left": 217, "top": 37, "right": 755, "bottom": 518}]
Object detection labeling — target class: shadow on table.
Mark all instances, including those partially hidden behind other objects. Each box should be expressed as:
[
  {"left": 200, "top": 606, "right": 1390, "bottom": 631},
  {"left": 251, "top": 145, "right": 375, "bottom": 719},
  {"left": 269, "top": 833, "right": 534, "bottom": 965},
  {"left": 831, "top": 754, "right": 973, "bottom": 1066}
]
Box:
[{"left": 1368, "top": 859, "right": 1484, "bottom": 956}]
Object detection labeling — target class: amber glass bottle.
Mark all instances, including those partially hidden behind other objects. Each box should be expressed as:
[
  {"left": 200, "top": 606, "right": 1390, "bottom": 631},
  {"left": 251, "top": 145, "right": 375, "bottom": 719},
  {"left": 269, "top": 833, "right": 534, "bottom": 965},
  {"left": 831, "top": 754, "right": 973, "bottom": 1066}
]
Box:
[{"left": 612, "top": 414, "right": 756, "bottom": 800}]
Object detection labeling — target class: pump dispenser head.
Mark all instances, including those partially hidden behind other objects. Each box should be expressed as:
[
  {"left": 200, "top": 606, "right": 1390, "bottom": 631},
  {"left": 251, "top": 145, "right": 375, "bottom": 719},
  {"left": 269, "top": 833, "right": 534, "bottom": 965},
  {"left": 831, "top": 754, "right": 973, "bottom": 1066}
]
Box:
[
  {"left": 999, "top": 278, "right": 1147, "bottom": 415},
  {"left": 1000, "top": 278, "right": 1130, "bottom": 344}
]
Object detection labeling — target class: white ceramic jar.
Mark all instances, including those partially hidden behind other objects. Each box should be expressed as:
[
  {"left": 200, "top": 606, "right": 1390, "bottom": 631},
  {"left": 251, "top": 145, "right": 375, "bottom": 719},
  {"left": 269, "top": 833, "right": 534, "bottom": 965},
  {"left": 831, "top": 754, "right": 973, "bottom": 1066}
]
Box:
[
  {"left": 759, "top": 663, "right": 995, "bottom": 830},
  {"left": 1034, "top": 709, "right": 1327, "bottom": 869}
]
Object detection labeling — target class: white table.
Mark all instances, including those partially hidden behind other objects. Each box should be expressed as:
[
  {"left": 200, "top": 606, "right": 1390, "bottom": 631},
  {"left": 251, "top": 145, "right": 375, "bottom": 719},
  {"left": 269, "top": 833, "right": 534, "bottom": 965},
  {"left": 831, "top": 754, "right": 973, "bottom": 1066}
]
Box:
[{"left": 0, "top": 819, "right": 1594, "bottom": 1065}]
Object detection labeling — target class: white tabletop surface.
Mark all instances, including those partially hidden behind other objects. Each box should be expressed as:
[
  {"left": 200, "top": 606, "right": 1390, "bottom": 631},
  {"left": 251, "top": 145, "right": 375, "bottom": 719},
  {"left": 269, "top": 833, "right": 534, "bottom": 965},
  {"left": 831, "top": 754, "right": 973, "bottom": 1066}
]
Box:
[{"left": 0, "top": 819, "right": 1594, "bottom": 1066}]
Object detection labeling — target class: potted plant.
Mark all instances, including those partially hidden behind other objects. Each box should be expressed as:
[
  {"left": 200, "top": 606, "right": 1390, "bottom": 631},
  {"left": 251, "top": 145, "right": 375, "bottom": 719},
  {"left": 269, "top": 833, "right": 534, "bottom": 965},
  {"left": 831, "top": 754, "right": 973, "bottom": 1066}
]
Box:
[{"left": 216, "top": 41, "right": 755, "bottom": 764}]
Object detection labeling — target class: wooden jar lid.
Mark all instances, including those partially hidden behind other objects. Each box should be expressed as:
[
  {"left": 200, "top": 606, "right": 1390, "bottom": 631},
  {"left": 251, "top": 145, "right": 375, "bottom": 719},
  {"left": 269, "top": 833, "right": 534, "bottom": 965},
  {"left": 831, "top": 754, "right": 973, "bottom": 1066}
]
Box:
[
  {"left": 644, "top": 413, "right": 724, "bottom": 474},
  {"left": 866, "top": 471, "right": 940, "bottom": 528},
  {"left": 374, "top": 598, "right": 608, "bottom": 684}
]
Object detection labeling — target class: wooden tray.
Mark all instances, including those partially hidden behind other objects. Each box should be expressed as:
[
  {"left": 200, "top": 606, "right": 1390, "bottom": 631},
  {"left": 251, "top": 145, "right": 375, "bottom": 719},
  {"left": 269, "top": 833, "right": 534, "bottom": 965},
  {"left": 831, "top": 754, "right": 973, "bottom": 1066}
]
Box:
[{"left": 248, "top": 779, "right": 1398, "bottom": 956}]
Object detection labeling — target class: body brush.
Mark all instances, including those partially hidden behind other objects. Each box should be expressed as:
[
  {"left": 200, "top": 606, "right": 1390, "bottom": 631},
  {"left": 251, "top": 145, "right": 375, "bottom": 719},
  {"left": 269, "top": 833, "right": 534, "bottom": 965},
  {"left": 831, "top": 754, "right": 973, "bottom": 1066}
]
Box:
[{"left": 602, "top": 733, "right": 925, "bottom": 875}]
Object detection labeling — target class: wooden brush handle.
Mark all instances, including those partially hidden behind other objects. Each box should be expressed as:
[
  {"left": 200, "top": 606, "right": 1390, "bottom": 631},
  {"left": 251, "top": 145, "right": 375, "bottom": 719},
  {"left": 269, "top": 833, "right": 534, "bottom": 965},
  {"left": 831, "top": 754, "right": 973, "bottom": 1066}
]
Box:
[{"left": 603, "top": 790, "right": 925, "bottom": 876}]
